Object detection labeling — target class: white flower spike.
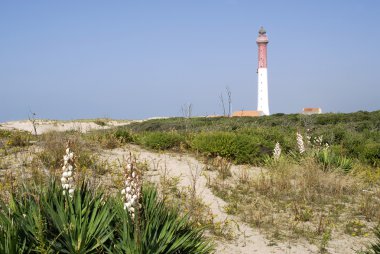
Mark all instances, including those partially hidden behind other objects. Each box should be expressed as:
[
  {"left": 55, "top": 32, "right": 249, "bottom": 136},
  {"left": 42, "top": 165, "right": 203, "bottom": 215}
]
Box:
[
  {"left": 61, "top": 145, "right": 76, "bottom": 196},
  {"left": 121, "top": 155, "right": 142, "bottom": 222}
]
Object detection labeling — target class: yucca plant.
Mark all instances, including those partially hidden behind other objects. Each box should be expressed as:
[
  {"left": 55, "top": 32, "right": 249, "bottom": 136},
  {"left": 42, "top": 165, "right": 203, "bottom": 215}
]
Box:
[
  {"left": 0, "top": 181, "right": 114, "bottom": 254},
  {"left": 336, "top": 156, "right": 353, "bottom": 172},
  {"left": 316, "top": 149, "right": 335, "bottom": 171},
  {"left": 0, "top": 214, "right": 27, "bottom": 253},
  {"left": 111, "top": 184, "right": 214, "bottom": 254},
  {"left": 0, "top": 183, "right": 54, "bottom": 253},
  {"left": 315, "top": 149, "right": 354, "bottom": 173},
  {"left": 43, "top": 182, "right": 114, "bottom": 254},
  {"left": 0, "top": 181, "right": 213, "bottom": 254},
  {"left": 0, "top": 141, "right": 211, "bottom": 254}
]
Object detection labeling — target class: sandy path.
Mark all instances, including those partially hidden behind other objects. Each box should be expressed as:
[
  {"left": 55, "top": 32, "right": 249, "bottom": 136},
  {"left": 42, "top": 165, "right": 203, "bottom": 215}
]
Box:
[{"left": 103, "top": 146, "right": 319, "bottom": 254}]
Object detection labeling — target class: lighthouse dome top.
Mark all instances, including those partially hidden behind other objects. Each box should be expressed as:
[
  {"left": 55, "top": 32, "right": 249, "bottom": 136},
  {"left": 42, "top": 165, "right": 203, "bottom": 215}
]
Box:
[
  {"left": 256, "top": 26, "right": 269, "bottom": 44},
  {"left": 259, "top": 26, "right": 266, "bottom": 35}
]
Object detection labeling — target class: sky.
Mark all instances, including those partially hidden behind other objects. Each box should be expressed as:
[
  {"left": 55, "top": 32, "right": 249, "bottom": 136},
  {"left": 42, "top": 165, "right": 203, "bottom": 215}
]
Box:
[{"left": 1, "top": 0, "right": 379, "bottom": 121}]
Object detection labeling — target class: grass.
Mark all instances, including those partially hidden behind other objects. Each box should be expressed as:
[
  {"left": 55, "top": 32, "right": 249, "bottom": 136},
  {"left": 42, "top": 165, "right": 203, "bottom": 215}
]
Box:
[{"left": 206, "top": 156, "right": 380, "bottom": 248}]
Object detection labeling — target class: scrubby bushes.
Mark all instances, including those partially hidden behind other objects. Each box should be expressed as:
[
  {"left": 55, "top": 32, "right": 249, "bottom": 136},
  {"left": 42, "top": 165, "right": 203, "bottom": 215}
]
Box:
[
  {"left": 114, "top": 128, "right": 134, "bottom": 143},
  {"left": 191, "top": 132, "right": 267, "bottom": 164},
  {"left": 0, "top": 181, "right": 213, "bottom": 254},
  {"left": 361, "top": 143, "right": 380, "bottom": 167},
  {"left": 0, "top": 129, "right": 33, "bottom": 148},
  {"left": 138, "top": 132, "right": 185, "bottom": 150},
  {"left": 118, "top": 110, "right": 380, "bottom": 167}
]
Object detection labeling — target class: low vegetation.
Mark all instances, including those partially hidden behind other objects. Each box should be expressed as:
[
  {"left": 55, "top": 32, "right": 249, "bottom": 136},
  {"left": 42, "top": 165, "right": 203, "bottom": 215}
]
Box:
[
  {"left": 0, "top": 138, "right": 213, "bottom": 253},
  {"left": 208, "top": 157, "right": 379, "bottom": 247},
  {"left": 114, "top": 110, "right": 380, "bottom": 168},
  {"left": 0, "top": 110, "right": 379, "bottom": 253},
  {"left": 102, "top": 110, "right": 380, "bottom": 251},
  {"left": 0, "top": 181, "right": 212, "bottom": 253}
]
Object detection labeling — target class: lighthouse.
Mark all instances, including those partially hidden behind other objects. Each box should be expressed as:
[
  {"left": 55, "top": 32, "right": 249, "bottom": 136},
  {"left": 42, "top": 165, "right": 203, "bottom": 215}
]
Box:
[{"left": 256, "top": 26, "right": 270, "bottom": 116}]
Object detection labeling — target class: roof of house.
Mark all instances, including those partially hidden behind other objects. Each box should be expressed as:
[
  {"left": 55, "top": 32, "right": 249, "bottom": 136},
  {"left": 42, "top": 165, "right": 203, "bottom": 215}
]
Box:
[
  {"left": 303, "top": 108, "right": 322, "bottom": 112},
  {"left": 232, "top": 110, "right": 262, "bottom": 117}
]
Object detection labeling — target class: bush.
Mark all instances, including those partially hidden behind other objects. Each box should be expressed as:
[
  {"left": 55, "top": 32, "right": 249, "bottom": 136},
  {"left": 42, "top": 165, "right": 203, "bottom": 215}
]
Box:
[
  {"left": 191, "top": 132, "right": 268, "bottom": 164},
  {"left": 3, "top": 130, "right": 33, "bottom": 147},
  {"left": 139, "top": 132, "right": 185, "bottom": 150},
  {"left": 361, "top": 143, "right": 380, "bottom": 167},
  {"left": 94, "top": 119, "right": 107, "bottom": 126},
  {"left": 0, "top": 181, "right": 213, "bottom": 254},
  {"left": 114, "top": 129, "right": 134, "bottom": 143}
]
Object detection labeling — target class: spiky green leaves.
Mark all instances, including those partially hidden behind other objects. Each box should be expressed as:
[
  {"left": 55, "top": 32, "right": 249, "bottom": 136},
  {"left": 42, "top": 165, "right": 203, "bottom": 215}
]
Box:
[{"left": 0, "top": 182, "right": 213, "bottom": 254}]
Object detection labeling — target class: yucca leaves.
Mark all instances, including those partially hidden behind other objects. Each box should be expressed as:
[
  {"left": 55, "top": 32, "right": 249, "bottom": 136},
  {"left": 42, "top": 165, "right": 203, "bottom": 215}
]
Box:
[
  {"left": 43, "top": 183, "right": 114, "bottom": 254},
  {"left": 0, "top": 182, "right": 114, "bottom": 254},
  {"left": 112, "top": 185, "right": 213, "bottom": 254},
  {"left": 0, "top": 181, "right": 213, "bottom": 254},
  {"left": 0, "top": 209, "right": 27, "bottom": 254}
]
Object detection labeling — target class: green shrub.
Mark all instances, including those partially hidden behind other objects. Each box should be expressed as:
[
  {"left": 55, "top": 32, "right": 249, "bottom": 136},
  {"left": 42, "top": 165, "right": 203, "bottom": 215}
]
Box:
[
  {"left": 0, "top": 130, "right": 12, "bottom": 139},
  {"left": 139, "top": 132, "right": 185, "bottom": 150},
  {"left": 114, "top": 129, "right": 134, "bottom": 143},
  {"left": 361, "top": 143, "right": 380, "bottom": 167},
  {"left": 86, "top": 130, "right": 121, "bottom": 149},
  {"left": 191, "top": 132, "right": 268, "bottom": 164},
  {"left": 5, "top": 131, "right": 33, "bottom": 147},
  {"left": 94, "top": 119, "right": 107, "bottom": 126}
]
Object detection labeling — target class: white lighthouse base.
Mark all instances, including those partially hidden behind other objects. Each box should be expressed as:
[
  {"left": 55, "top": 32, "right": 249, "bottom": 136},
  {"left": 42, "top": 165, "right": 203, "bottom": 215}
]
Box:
[{"left": 257, "top": 68, "right": 270, "bottom": 116}]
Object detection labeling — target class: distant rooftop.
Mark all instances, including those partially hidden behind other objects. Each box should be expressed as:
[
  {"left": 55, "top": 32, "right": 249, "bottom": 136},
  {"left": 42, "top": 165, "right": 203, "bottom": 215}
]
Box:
[
  {"left": 232, "top": 110, "right": 263, "bottom": 117},
  {"left": 302, "top": 108, "right": 322, "bottom": 115}
]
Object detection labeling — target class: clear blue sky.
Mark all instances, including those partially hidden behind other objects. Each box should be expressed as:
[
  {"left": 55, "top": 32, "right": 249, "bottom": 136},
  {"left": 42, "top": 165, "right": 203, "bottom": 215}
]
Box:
[{"left": 1, "top": 0, "right": 379, "bottom": 121}]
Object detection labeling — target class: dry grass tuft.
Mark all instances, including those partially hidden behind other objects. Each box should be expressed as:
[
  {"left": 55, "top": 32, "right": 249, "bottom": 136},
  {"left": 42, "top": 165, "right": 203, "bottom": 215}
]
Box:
[{"left": 209, "top": 157, "right": 380, "bottom": 248}]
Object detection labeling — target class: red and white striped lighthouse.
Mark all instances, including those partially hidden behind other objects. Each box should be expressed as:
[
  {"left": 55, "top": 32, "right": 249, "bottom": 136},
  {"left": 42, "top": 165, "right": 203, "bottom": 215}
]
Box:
[{"left": 256, "top": 26, "right": 270, "bottom": 115}]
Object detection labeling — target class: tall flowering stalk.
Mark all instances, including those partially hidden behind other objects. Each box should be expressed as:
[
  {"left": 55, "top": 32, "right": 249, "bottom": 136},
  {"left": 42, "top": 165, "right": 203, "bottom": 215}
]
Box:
[
  {"left": 61, "top": 146, "right": 75, "bottom": 196},
  {"left": 273, "top": 142, "right": 281, "bottom": 160},
  {"left": 296, "top": 132, "right": 305, "bottom": 154},
  {"left": 121, "top": 156, "right": 141, "bottom": 220}
]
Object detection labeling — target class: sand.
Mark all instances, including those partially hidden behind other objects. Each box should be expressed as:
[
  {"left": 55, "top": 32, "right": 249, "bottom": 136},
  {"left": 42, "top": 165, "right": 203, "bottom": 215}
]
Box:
[{"left": 0, "top": 119, "right": 131, "bottom": 134}]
